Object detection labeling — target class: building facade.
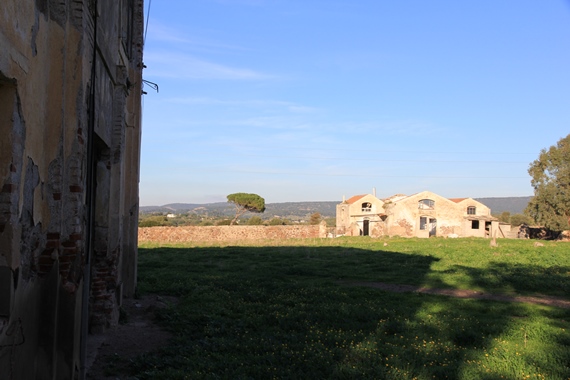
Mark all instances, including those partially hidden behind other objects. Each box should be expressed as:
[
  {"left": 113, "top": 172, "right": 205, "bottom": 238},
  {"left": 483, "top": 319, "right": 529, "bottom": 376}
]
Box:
[
  {"left": 0, "top": 1, "right": 144, "bottom": 378},
  {"left": 337, "top": 191, "right": 500, "bottom": 239}
]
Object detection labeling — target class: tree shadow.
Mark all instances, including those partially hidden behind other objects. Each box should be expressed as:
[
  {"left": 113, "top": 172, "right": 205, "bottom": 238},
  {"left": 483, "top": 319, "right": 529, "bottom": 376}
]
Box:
[{"left": 131, "top": 244, "right": 570, "bottom": 379}]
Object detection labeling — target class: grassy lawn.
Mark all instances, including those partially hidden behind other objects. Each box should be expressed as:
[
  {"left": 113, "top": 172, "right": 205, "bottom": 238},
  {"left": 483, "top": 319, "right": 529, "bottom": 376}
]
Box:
[{"left": 128, "top": 237, "right": 569, "bottom": 379}]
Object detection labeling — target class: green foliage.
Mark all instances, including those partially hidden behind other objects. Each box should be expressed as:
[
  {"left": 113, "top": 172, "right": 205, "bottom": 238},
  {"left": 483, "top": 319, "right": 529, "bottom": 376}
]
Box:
[
  {"left": 498, "top": 211, "right": 511, "bottom": 224},
  {"left": 526, "top": 134, "right": 570, "bottom": 231},
  {"left": 215, "top": 219, "right": 232, "bottom": 226},
  {"left": 227, "top": 192, "right": 266, "bottom": 225},
  {"left": 309, "top": 212, "right": 322, "bottom": 225},
  {"left": 133, "top": 238, "right": 570, "bottom": 379},
  {"left": 509, "top": 213, "right": 533, "bottom": 226},
  {"left": 247, "top": 216, "right": 264, "bottom": 225},
  {"left": 138, "top": 215, "right": 170, "bottom": 227},
  {"left": 267, "top": 217, "right": 288, "bottom": 225},
  {"left": 324, "top": 216, "right": 336, "bottom": 227},
  {"left": 493, "top": 212, "right": 533, "bottom": 227}
]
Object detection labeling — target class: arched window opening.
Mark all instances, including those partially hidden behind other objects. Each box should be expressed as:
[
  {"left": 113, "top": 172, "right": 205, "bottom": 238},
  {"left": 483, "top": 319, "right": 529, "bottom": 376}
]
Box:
[{"left": 418, "top": 199, "right": 435, "bottom": 210}]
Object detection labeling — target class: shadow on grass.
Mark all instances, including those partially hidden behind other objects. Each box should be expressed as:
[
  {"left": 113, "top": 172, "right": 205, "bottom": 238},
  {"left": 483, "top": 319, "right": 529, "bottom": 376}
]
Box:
[{"left": 129, "top": 245, "right": 570, "bottom": 379}]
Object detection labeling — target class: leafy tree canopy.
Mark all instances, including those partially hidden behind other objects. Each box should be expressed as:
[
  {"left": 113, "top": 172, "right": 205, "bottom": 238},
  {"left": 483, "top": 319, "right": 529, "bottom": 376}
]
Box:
[
  {"left": 525, "top": 133, "right": 570, "bottom": 232},
  {"left": 227, "top": 193, "right": 266, "bottom": 225}
]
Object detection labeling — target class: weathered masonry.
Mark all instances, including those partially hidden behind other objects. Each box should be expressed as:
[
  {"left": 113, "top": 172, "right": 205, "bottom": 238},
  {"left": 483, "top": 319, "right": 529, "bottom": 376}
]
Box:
[
  {"left": 0, "top": 1, "right": 144, "bottom": 378},
  {"left": 337, "top": 190, "right": 502, "bottom": 238}
]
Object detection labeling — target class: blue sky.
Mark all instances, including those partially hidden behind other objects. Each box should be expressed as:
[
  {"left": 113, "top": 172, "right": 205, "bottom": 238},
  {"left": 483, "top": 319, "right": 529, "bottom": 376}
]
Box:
[{"left": 140, "top": 0, "right": 570, "bottom": 206}]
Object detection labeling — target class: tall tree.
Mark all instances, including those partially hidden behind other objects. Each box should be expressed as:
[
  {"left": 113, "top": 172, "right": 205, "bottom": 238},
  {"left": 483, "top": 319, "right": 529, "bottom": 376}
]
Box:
[
  {"left": 525, "top": 133, "right": 570, "bottom": 232},
  {"left": 227, "top": 193, "right": 266, "bottom": 225}
]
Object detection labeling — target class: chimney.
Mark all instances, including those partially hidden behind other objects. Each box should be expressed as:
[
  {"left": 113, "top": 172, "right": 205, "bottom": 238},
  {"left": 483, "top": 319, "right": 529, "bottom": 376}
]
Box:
[
  {"left": 342, "top": 195, "right": 346, "bottom": 202},
  {"left": 373, "top": 187, "right": 376, "bottom": 197}
]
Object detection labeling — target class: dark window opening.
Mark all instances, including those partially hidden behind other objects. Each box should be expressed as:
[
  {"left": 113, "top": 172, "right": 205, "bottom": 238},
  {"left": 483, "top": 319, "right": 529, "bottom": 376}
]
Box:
[
  {"left": 361, "top": 202, "right": 372, "bottom": 212},
  {"left": 471, "top": 220, "right": 480, "bottom": 229},
  {"left": 467, "top": 206, "right": 476, "bottom": 215}
]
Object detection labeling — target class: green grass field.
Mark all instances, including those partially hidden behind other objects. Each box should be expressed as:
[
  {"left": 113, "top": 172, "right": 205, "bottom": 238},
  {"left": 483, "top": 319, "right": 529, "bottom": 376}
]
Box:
[{"left": 127, "top": 237, "right": 569, "bottom": 379}]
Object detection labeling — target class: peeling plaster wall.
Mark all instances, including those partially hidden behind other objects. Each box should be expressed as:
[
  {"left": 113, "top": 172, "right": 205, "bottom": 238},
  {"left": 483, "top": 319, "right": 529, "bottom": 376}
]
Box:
[
  {"left": 0, "top": 1, "right": 143, "bottom": 378},
  {"left": 336, "top": 191, "right": 497, "bottom": 239},
  {"left": 336, "top": 194, "right": 386, "bottom": 237},
  {"left": 386, "top": 192, "right": 495, "bottom": 238}
]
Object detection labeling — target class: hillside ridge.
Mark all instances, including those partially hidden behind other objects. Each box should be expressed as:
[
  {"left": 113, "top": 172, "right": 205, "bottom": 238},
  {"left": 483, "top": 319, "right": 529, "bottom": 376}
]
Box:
[{"left": 140, "top": 196, "right": 532, "bottom": 218}]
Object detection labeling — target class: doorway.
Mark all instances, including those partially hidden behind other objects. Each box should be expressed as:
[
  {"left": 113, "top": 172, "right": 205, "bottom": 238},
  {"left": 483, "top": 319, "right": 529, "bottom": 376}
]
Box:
[
  {"left": 429, "top": 218, "right": 437, "bottom": 237},
  {"left": 363, "top": 219, "right": 369, "bottom": 236}
]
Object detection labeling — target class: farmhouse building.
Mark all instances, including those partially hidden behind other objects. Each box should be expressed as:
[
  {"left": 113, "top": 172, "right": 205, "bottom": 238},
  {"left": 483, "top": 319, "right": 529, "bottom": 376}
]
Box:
[
  {"left": 337, "top": 190, "right": 500, "bottom": 238},
  {"left": 0, "top": 1, "right": 144, "bottom": 378}
]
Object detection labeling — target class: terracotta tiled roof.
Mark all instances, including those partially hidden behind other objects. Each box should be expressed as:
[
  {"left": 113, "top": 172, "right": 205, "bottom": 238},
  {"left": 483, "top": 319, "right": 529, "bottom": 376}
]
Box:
[
  {"left": 346, "top": 194, "right": 367, "bottom": 204},
  {"left": 449, "top": 198, "right": 468, "bottom": 203}
]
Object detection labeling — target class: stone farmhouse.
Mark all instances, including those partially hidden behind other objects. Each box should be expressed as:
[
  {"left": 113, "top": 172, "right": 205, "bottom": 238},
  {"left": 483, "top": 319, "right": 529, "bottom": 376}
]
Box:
[
  {"left": 336, "top": 190, "right": 501, "bottom": 238},
  {"left": 0, "top": 1, "right": 144, "bottom": 378}
]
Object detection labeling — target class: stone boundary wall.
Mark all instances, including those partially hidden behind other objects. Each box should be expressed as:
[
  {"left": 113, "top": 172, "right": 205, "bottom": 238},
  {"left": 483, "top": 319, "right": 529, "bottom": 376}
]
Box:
[{"left": 139, "top": 224, "right": 328, "bottom": 243}]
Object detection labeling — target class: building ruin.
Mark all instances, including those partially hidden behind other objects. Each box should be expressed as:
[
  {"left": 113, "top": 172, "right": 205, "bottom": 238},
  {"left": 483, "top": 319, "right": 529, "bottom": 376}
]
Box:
[{"left": 0, "top": 0, "right": 144, "bottom": 378}]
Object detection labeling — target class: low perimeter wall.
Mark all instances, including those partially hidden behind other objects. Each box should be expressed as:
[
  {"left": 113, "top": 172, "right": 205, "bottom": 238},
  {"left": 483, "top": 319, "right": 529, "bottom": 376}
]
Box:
[{"left": 139, "top": 224, "right": 328, "bottom": 243}]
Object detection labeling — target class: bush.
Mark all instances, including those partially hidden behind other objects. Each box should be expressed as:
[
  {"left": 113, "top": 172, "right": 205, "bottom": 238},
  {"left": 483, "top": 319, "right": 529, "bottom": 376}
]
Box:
[
  {"left": 139, "top": 216, "right": 170, "bottom": 227},
  {"left": 247, "top": 216, "right": 264, "bottom": 225}
]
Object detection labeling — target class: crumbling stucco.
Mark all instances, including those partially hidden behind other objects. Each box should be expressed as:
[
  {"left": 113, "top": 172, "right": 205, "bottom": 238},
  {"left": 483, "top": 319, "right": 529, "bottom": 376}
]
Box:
[
  {"left": 337, "top": 191, "right": 499, "bottom": 239},
  {"left": 0, "top": 1, "right": 144, "bottom": 378}
]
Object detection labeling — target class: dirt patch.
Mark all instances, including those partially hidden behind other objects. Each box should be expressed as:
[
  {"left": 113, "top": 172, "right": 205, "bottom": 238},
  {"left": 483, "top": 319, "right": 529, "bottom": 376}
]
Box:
[
  {"left": 85, "top": 295, "right": 177, "bottom": 379},
  {"left": 344, "top": 282, "right": 570, "bottom": 309}
]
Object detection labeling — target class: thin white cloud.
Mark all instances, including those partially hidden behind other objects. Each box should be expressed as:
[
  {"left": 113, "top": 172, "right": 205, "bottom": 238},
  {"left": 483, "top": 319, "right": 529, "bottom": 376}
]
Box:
[
  {"left": 166, "top": 97, "right": 320, "bottom": 113},
  {"left": 147, "top": 22, "right": 248, "bottom": 52},
  {"left": 144, "top": 52, "right": 271, "bottom": 80}
]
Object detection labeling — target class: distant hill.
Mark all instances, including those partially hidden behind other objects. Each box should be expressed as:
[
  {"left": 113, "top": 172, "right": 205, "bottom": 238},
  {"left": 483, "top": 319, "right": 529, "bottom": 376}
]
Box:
[
  {"left": 140, "top": 196, "right": 532, "bottom": 219},
  {"left": 474, "top": 196, "right": 532, "bottom": 215},
  {"left": 140, "top": 201, "right": 339, "bottom": 219}
]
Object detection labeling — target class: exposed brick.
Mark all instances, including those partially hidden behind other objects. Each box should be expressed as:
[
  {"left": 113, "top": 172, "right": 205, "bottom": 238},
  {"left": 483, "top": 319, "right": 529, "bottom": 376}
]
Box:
[
  {"left": 46, "top": 240, "right": 60, "bottom": 248},
  {"left": 69, "top": 185, "right": 82, "bottom": 193},
  {"left": 53, "top": 192, "right": 61, "bottom": 200},
  {"left": 41, "top": 248, "right": 55, "bottom": 257},
  {"left": 61, "top": 241, "right": 76, "bottom": 248}
]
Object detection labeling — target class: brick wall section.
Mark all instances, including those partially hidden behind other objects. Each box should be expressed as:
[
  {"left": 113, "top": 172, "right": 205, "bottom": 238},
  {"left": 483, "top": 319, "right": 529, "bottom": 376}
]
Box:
[{"left": 139, "top": 225, "right": 327, "bottom": 243}]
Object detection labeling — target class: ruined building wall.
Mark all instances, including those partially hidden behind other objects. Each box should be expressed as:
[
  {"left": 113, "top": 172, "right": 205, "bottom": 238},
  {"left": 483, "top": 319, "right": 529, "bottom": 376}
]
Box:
[{"left": 0, "top": 1, "right": 143, "bottom": 378}]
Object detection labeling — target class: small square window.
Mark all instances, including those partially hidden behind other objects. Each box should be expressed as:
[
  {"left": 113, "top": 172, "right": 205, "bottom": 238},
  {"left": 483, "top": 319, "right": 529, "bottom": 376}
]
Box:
[
  {"left": 467, "top": 206, "right": 476, "bottom": 215},
  {"left": 471, "top": 220, "right": 480, "bottom": 229}
]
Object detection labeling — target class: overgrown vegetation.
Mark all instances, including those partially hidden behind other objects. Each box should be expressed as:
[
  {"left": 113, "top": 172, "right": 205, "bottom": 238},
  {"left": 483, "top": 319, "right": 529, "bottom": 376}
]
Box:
[
  {"left": 493, "top": 211, "right": 533, "bottom": 227},
  {"left": 526, "top": 133, "right": 570, "bottom": 232},
  {"left": 119, "top": 238, "right": 570, "bottom": 379}
]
